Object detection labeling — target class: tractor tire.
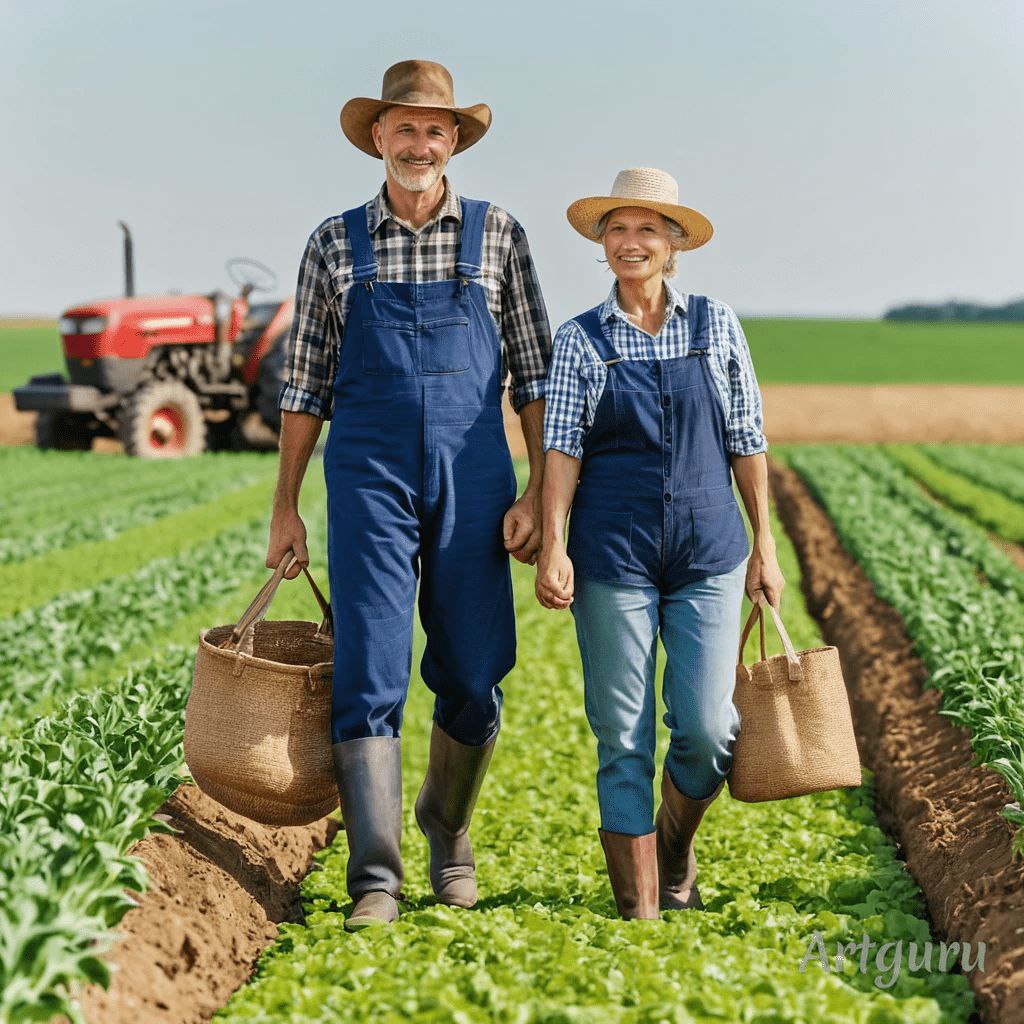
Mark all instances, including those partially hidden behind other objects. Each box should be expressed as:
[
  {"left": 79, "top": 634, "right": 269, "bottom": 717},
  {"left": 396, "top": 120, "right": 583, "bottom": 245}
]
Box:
[
  {"left": 35, "top": 410, "right": 94, "bottom": 451},
  {"left": 120, "top": 380, "right": 206, "bottom": 458},
  {"left": 255, "top": 334, "right": 288, "bottom": 435}
]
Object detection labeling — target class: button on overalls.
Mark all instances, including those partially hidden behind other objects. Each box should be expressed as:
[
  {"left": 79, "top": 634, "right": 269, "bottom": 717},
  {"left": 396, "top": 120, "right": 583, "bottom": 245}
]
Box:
[
  {"left": 567, "top": 295, "right": 749, "bottom": 587},
  {"left": 323, "top": 197, "right": 518, "bottom": 747}
]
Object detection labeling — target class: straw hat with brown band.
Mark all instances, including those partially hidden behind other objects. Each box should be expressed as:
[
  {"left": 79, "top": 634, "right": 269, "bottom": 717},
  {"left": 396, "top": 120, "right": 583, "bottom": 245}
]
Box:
[
  {"left": 340, "top": 59, "right": 492, "bottom": 159},
  {"left": 566, "top": 167, "right": 714, "bottom": 251}
]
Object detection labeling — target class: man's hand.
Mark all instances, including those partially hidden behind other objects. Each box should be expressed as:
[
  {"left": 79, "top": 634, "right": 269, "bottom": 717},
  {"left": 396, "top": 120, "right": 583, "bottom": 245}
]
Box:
[
  {"left": 745, "top": 539, "right": 785, "bottom": 608},
  {"left": 535, "top": 543, "right": 574, "bottom": 609},
  {"left": 267, "top": 508, "right": 308, "bottom": 580},
  {"left": 503, "top": 488, "right": 542, "bottom": 565}
]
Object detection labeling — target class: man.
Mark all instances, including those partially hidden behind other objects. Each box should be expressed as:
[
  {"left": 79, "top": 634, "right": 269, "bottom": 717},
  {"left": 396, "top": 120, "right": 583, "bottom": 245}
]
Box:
[{"left": 266, "top": 60, "right": 551, "bottom": 929}]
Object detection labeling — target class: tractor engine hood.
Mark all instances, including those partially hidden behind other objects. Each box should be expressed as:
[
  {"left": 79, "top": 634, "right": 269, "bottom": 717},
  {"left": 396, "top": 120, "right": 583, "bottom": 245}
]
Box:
[{"left": 60, "top": 294, "right": 245, "bottom": 359}]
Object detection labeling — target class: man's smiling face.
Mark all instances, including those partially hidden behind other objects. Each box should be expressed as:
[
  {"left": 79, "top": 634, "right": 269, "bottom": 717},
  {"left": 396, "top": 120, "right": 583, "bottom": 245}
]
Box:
[{"left": 372, "top": 106, "right": 459, "bottom": 194}]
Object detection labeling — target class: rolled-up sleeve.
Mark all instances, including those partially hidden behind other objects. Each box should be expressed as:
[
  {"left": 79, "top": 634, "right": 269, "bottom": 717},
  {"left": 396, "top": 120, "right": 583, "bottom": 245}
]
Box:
[
  {"left": 500, "top": 219, "right": 552, "bottom": 412},
  {"left": 720, "top": 304, "right": 768, "bottom": 455},
  {"left": 543, "top": 321, "right": 589, "bottom": 460},
  {"left": 278, "top": 231, "right": 338, "bottom": 420}
]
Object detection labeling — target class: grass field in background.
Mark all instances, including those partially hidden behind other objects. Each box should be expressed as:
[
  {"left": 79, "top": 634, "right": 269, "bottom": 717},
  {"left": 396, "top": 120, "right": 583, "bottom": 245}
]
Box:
[
  {"left": 742, "top": 317, "right": 1024, "bottom": 384},
  {"left": 0, "top": 321, "right": 63, "bottom": 392},
  {"left": 2, "top": 317, "right": 1024, "bottom": 391}
]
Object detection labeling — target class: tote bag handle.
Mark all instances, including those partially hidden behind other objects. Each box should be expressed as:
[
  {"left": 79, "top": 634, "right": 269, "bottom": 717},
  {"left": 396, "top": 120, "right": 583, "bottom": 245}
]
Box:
[
  {"left": 220, "top": 550, "right": 332, "bottom": 650},
  {"left": 737, "top": 594, "right": 803, "bottom": 682}
]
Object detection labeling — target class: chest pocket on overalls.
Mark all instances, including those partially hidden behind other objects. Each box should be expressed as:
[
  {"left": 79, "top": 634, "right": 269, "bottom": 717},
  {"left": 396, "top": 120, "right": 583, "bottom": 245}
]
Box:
[{"left": 362, "top": 316, "right": 471, "bottom": 375}]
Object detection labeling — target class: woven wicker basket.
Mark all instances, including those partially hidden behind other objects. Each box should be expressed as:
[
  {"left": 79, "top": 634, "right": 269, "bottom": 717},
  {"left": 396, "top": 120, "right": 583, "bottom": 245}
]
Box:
[
  {"left": 184, "top": 551, "right": 338, "bottom": 826},
  {"left": 728, "top": 596, "right": 862, "bottom": 803}
]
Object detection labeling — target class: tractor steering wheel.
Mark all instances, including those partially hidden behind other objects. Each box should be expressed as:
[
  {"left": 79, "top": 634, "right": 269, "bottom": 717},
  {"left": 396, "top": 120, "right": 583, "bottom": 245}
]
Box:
[{"left": 226, "top": 257, "right": 278, "bottom": 295}]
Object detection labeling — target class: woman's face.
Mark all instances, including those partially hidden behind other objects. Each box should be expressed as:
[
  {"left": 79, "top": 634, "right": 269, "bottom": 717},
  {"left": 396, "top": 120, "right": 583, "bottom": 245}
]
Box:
[{"left": 601, "top": 207, "right": 673, "bottom": 285}]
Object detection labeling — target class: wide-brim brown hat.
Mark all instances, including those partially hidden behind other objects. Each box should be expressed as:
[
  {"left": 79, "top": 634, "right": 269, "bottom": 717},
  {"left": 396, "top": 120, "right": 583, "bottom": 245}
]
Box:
[
  {"left": 566, "top": 167, "right": 714, "bottom": 251},
  {"left": 340, "top": 60, "right": 491, "bottom": 159}
]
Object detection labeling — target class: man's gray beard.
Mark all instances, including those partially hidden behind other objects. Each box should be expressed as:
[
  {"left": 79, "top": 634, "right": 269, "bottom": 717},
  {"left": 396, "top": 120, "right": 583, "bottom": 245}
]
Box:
[{"left": 384, "top": 153, "right": 447, "bottom": 193}]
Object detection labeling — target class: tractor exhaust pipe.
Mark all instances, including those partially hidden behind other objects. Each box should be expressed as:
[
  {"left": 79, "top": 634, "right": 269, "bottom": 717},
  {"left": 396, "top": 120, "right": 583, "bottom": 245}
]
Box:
[{"left": 117, "top": 220, "right": 135, "bottom": 297}]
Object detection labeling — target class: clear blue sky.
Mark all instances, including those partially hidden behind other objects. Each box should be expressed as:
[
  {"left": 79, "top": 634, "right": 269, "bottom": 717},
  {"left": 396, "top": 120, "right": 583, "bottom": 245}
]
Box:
[{"left": 1, "top": 0, "right": 1021, "bottom": 320}]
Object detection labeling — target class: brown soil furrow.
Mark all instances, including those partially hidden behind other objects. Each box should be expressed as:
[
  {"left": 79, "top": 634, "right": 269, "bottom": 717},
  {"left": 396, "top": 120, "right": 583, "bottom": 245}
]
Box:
[
  {"left": 770, "top": 458, "right": 1024, "bottom": 1024},
  {"left": 70, "top": 784, "right": 340, "bottom": 1024}
]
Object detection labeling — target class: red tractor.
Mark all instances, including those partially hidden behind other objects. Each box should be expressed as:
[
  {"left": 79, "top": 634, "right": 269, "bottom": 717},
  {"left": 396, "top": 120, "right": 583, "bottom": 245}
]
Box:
[{"left": 14, "top": 223, "right": 294, "bottom": 456}]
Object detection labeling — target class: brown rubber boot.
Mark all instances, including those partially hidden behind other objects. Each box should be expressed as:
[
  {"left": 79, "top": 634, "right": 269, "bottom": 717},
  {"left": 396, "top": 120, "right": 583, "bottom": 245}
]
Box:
[
  {"left": 414, "top": 724, "right": 496, "bottom": 908},
  {"left": 597, "top": 829, "right": 660, "bottom": 920},
  {"left": 655, "top": 770, "right": 723, "bottom": 911}
]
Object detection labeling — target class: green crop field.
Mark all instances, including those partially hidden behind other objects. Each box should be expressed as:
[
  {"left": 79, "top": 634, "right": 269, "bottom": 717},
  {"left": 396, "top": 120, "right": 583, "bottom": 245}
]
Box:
[
  {"left": 3, "top": 448, "right": 1002, "bottom": 1022},
  {"left": 3, "top": 318, "right": 1024, "bottom": 390},
  {"left": 0, "top": 321, "right": 63, "bottom": 392},
  {"left": 740, "top": 318, "right": 1024, "bottom": 384}
]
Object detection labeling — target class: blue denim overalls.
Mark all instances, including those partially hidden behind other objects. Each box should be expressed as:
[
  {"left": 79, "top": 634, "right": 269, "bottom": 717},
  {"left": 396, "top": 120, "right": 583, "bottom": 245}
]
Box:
[
  {"left": 567, "top": 295, "right": 749, "bottom": 588},
  {"left": 567, "top": 293, "right": 750, "bottom": 830},
  {"left": 323, "top": 198, "right": 517, "bottom": 746}
]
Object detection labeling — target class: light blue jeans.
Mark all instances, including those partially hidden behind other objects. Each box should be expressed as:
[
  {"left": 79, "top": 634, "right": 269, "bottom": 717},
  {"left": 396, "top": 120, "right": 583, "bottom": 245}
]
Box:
[{"left": 571, "top": 561, "right": 747, "bottom": 835}]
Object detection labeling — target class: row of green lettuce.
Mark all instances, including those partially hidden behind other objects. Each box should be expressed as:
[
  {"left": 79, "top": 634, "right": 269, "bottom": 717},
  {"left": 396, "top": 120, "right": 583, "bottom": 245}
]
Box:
[
  {"left": 784, "top": 445, "right": 1024, "bottom": 849},
  {"left": 0, "top": 453, "right": 274, "bottom": 564},
  {"left": 214, "top": 492, "right": 973, "bottom": 1024},
  {"left": 0, "top": 451, "right": 329, "bottom": 1022},
  {"left": 884, "top": 444, "right": 1024, "bottom": 544}
]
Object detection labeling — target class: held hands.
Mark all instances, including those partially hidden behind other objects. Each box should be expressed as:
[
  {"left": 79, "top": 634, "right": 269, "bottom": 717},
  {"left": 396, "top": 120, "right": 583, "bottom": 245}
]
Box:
[
  {"left": 503, "top": 489, "right": 543, "bottom": 565},
  {"left": 535, "top": 543, "right": 574, "bottom": 610},
  {"left": 267, "top": 508, "right": 308, "bottom": 580},
  {"left": 745, "top": 539, "right": 785, "bottom": 609}
]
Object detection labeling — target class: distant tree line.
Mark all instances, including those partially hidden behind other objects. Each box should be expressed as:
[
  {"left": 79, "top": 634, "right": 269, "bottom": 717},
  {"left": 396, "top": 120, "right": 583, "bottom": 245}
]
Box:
[{"left": 884, "top": 298, "right": 1024, "bottom": 322}]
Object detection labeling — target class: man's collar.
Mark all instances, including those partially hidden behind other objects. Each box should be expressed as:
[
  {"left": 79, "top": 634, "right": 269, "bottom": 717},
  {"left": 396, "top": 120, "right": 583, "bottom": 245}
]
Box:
[
  {"left": 601, "top": 281, "right": 689, "bottom": 324},
  {"left": 369, "top": 177, "right": 462, "bottom": 234}
]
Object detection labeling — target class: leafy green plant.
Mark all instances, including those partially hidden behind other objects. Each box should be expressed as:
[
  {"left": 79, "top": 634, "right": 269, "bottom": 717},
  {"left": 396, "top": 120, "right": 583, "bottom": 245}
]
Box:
[
  {"left": 884, "top": 445, "right": 1024, "bottom": 543},
  {"left": 789, "top": 445, "right": 1024, "bottom": 849},
  {"left": 0, "top": 482, "right": 329, "bottom": 1022}
]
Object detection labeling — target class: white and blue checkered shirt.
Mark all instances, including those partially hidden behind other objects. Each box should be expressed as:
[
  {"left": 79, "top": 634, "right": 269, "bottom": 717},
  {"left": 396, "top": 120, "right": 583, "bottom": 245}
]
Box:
[{"left": 543, "top": 282, "right": 768, "bottom": 460}]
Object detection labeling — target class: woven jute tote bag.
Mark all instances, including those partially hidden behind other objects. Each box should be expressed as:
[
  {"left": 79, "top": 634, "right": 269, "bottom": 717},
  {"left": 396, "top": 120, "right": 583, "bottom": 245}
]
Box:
[
  {"left": 184, "top": 550, "right": 338, "bottom": 826},
  {"left": 728, "top": 595, "right": 862, "bottom": 802}
]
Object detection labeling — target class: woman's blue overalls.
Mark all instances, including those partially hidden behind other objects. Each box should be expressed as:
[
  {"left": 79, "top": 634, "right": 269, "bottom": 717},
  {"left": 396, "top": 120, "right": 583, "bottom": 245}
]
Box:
[
  {"left": 567, "top": 294, "right": 749, "bottom": 834},
  {"left": 323, "top": 198, "right": 517, "bottom": 748}
]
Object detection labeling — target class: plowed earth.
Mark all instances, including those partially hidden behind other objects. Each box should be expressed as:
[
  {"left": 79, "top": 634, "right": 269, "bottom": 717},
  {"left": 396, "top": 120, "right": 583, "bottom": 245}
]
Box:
[{"left": 69, "top": 785, "right": 339, "bottom": 1024}]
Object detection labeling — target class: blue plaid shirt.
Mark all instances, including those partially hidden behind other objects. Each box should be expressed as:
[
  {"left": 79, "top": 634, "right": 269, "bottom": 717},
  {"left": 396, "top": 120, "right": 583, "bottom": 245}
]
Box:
[{"left": 543, "top": 282, "right": 768, "bottom": 460}]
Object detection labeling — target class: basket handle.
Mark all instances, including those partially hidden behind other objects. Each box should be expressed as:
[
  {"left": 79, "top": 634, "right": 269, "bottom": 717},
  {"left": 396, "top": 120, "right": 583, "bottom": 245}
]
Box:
[
  {"left": 221, "top": 550, "right": 333, "bottom": 650},
  {"left": 737, "top": 594, "right": 803, "bottom": 682}
]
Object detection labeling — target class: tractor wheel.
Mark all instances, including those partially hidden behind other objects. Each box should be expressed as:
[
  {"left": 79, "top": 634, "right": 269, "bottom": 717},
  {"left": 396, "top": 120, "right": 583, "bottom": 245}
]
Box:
[
  {"left": 255, "top": 334, "right": 287, "bottom": 434},
  {"left": 120, "top": 380, "right": 206, "bottom": 458},
  {"left": 35, "top": 410, "right": 94, "bottom": 451}
]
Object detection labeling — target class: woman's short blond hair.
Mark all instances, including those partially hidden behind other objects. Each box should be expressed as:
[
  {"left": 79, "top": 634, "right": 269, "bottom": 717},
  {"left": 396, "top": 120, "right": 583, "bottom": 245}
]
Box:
[{"left": 595, "top": 210, "right": 688, "bottom": 277}]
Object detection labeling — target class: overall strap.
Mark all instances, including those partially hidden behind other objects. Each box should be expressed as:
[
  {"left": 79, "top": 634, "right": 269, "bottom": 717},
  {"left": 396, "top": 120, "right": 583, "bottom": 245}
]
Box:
[
  {"left": 686, "top": 294, "right": 711, "bottom": 354},
  {"left": 574, "top": 307, "right": 622, "bottom": 366},
  {"left": 455, "top": 198, "right": 489, "bottom": 280},
  {"left": 341, "top": 204, "right": 379, "bottom": 284}
]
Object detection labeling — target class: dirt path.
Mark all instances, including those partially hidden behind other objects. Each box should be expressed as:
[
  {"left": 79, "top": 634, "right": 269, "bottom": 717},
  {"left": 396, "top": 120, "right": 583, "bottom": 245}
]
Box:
[
  {"left": 0, "top": 393, "right": 35, "bottom": 445},
  {"left": 762, "top": 385, "right": 1024, "bottom": 443},
  {"left": 6, "top": 385, "right": 1024, "bottom": 455},
  {"left": 770, "top": 459, "right": 1024, "bottom": 1024},
  {"left": 70, "top": 785, "right": 339, "bottom": 1024}
]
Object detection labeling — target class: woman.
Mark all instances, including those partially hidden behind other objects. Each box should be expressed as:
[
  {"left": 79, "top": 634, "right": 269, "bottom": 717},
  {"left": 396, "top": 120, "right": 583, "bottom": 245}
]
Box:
[{"left": 536, "top": 168, "right": 785, "bottom": 920}]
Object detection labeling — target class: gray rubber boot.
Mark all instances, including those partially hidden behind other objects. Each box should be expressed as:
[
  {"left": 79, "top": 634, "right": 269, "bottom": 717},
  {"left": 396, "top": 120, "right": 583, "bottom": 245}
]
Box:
[
  {"left": 414, "top": 724, "right": 496, "bottom": 908},
  {"left": 331, "top": 737, "right": 403, "bottom": 930},
  {"left": 655, "top": 770, "right": 723, "bottom": 911}
]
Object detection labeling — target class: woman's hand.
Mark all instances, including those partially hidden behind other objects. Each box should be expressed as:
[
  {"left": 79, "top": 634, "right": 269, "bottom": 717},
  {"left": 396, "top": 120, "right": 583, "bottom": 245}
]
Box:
[
  {"left": 536, "top": 543, "right": 574, "bottom": 609},
  {"left": 745, "top": 538, "right": 785, "bottom": 608}
]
